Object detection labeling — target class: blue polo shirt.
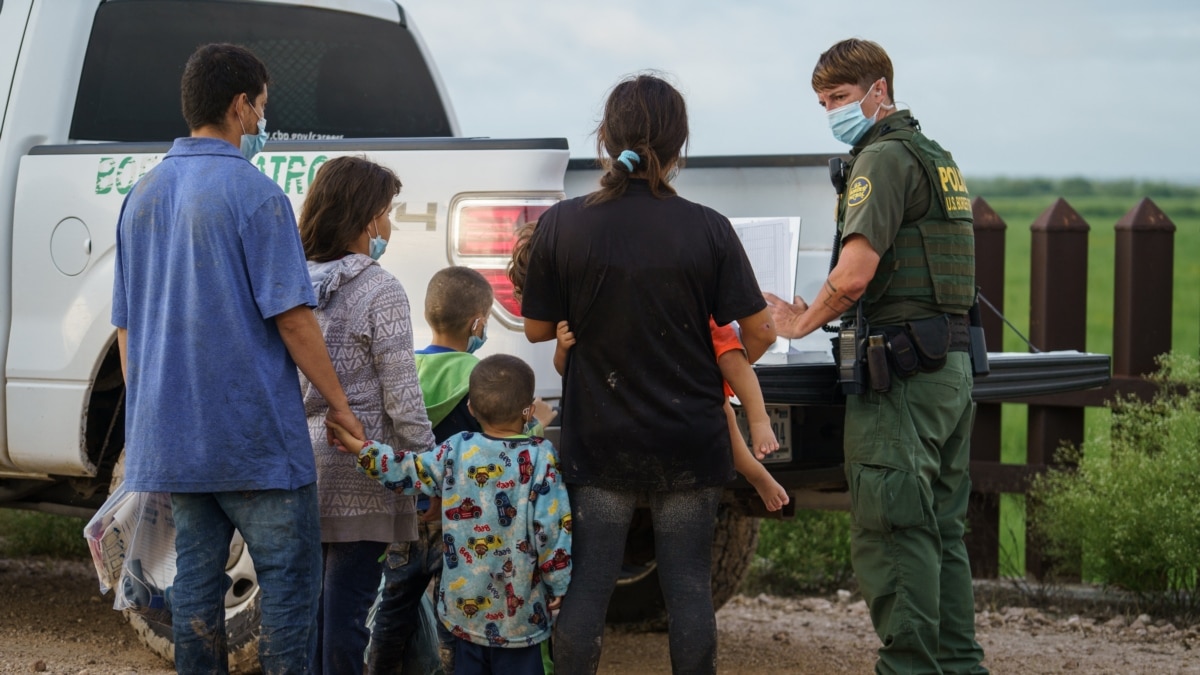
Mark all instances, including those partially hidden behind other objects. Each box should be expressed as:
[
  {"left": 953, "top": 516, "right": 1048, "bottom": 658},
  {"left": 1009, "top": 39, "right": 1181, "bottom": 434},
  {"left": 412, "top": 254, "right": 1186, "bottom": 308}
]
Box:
[{"left": 112, "top": 137, "right": 317, "bottom": 492}]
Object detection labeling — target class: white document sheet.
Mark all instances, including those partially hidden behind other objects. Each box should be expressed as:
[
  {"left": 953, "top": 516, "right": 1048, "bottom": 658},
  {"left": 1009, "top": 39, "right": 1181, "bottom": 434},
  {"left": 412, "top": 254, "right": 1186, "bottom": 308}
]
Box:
[
  {"left": 731, "top": 217, "right": 802, "bottom": 355},
  {"left": 731, "top": 217, "right": 801, "bottom": 299}
]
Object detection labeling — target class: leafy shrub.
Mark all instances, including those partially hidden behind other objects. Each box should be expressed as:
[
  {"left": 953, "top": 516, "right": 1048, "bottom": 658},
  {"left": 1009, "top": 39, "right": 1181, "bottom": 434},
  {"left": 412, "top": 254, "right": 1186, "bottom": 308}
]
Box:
[
  {"left": 742, "top": 510, "right": 854, "bottom": 596},
  {"left": 0, "top": 509, "right": 90, "bottom": 559},
  {"left": 1030, "top": 354, "right": 1200, "bottom": 613}
]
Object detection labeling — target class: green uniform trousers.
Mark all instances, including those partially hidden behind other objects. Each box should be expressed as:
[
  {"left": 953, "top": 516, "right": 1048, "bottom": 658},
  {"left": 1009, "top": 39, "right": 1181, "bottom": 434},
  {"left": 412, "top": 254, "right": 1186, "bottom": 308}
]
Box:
[{"left": 844, "top": 352, "right": 988, "bottom": 675}]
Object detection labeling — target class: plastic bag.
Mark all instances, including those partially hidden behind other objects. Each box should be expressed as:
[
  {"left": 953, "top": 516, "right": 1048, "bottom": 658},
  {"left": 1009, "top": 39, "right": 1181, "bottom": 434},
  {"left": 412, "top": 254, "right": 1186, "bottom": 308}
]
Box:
[
  {"left": 83, "top": 487, "right": 177, "bottom": 620},
  {"left": 364, "top": 578, "right": 444, "bottom": 675},
  {"left": 403, "top": 592, "right": 444, "bottom": 675}
]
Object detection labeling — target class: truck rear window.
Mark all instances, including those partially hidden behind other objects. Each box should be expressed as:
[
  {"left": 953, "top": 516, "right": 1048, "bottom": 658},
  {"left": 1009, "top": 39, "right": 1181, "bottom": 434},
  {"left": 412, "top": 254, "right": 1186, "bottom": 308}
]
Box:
[{"left": 71, "top": 1, "right": 453, "bottom": 142}]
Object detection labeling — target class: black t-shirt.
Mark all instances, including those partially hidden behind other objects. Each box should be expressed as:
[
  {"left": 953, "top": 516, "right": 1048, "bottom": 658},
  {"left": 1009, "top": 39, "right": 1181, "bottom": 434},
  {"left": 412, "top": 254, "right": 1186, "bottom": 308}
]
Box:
[{"left": 521, "top": 180, "right": 766, "bottom": 490}]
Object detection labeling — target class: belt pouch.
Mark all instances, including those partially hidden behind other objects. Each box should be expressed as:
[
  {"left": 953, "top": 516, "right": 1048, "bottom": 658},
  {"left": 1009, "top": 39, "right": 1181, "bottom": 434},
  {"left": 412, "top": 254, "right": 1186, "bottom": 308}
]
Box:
[
  {"left": 905, "top": 314, "right": 951, "bottom": 372},
  {"left": 867, "top": 335, "right": 891, "bottom": 393},
  {"left": 883, "top": 327, "right": 921, "bottom": 378}
]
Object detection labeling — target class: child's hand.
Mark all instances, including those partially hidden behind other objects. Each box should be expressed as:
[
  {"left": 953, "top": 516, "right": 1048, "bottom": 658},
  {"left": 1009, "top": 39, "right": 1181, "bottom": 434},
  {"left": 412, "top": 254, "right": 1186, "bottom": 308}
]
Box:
[
  {"left": 749, "top": 418, "right": 779, "bottom": 460},
  {"left": 547, "top": 595, "right": 563, "bottom": 611},
  {"left": 327, "top": 421, "right": 366, "bottom": 454},
  {"left": 555, "top": 321, "right": 576, "bottom": 350},
  {"left": 531, "top": 397, "right": 557, "bottom": 428}
]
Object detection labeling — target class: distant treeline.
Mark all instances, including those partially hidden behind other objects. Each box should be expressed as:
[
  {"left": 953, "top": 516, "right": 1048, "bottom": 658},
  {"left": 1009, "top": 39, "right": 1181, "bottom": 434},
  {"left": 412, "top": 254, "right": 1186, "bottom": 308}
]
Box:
[{"left": 967, "top": 177, "right": 1200, "bottom": 200}]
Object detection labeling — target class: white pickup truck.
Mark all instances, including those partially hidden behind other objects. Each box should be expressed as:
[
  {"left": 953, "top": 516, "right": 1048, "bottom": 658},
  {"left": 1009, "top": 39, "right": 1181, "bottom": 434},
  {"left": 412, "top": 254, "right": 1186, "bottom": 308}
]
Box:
[{"left": 0, "top": 0, "right": 1110, "bottom": 669}]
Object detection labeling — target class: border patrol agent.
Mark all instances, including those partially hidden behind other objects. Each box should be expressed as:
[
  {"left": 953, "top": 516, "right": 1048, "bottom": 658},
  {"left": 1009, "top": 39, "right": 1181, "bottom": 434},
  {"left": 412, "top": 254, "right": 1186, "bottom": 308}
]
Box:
[{"left": 765, "top": 38, "right": 987, "bottom": 674}]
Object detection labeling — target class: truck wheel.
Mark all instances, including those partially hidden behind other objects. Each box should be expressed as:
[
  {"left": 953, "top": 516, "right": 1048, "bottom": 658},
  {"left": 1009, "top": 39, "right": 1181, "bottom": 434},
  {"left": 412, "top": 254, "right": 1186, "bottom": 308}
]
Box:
[
  {"left": 110, "top": 453, "right": 263, "bottom": 673},
  {"left": 605, "top": 501, "right": 760, "bottom": 628}
]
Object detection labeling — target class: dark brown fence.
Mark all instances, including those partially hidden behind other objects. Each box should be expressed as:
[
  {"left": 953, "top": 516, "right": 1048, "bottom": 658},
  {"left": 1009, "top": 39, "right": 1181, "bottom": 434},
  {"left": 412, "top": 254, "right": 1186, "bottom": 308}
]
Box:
[{"left": 964, "top": 197, "right": 1177, "bottom": 578}]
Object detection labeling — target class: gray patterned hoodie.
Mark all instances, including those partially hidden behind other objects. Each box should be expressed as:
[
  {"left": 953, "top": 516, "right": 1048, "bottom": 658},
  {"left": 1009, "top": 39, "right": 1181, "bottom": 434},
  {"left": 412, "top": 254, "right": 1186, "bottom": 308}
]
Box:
[{"left": 301, "top": 254, "right": 435, "bottom": 543}]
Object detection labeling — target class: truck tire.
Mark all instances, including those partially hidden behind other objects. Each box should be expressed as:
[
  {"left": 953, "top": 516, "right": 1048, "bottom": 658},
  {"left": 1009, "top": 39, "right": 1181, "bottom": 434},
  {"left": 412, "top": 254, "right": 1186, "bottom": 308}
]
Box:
[
  {"left": 605, "top": 501, "right": 759, "bottom": 628},
  {"left": 110, "top": 453, "right": 263, "bottom": 673}
]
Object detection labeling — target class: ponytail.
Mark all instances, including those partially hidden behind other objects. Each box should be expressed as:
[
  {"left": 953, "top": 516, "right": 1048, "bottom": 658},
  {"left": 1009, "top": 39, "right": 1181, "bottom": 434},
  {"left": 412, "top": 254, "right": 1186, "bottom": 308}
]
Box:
[{"left": 586, "top": 74, "right": 688, "bottom": 206}]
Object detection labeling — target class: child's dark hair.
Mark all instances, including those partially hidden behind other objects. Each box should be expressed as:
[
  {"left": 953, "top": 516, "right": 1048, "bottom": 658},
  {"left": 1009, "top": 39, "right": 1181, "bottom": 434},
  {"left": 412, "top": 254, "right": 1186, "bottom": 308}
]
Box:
[
  {"left": 586, "top": 73, "right": 689, "bottom": 206},
  {"left": 507, "top": 222, "right": 537, "bottom": 302},
  {"left": 469, "top": 355, "right": 535, "bottom": 427},
  {"left": 425, "top": 267, "right": 494, "bottom": 334},
  {"left": 180, "top": 43, "right": 270, "bottom": 131},
  {"left": 299, "top": 156, "right": 401, "bottom": 262}
]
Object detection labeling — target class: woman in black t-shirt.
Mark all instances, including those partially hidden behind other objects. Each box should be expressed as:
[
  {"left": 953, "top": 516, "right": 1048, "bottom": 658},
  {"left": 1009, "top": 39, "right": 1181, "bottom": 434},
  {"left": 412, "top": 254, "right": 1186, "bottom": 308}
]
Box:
[{"left": 521, "top": 74, "right": 776, "bottom": 674}]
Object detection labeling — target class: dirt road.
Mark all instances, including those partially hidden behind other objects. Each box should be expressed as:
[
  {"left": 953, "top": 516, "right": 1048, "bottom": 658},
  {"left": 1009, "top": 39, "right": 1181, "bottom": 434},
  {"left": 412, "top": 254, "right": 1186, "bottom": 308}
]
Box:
[{"left": 1, "top": 558, "right": 1197, "bottom": 673}]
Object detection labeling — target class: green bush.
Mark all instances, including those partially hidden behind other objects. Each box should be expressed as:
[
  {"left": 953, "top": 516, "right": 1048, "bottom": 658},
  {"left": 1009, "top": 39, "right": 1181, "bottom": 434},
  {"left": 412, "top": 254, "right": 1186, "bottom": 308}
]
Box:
[
  {"left": 742, "top": 510, "right": 854, "bottom": 596},
  {"left": 0, "top": 509, "right": 90, "bottom": 559},
  {"left": 1030, "top": 354, "right": 1200, "bottom": 612}
]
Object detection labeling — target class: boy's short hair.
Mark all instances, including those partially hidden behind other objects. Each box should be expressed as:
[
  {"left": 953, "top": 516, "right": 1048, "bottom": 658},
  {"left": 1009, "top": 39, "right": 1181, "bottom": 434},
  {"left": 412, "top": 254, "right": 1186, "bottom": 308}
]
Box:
[
  {"left": 469, "top": 355, "right": 535, "bottom": 427},
  {"left": 426, "top": 267, "right": 494, "bottom": 334},
  {"left": 811, "top": 38, "right": 895, "bottom": 100},
  {"left": 180, "top": 43, "right": 270, "bottom": 131}
]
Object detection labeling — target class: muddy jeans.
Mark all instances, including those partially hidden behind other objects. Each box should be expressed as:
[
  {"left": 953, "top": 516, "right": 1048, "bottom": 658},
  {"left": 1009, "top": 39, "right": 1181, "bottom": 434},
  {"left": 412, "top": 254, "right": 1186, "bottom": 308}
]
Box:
[
  {"left": 552, "top": 484, "right": 723, "bottom": 675},
  {"left": 170, "top": 484, "right": 322, "bottom": 675}
]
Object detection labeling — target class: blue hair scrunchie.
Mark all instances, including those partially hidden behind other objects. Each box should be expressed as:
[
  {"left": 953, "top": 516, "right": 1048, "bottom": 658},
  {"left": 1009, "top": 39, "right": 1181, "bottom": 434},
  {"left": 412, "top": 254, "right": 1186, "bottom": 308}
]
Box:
[{"left": 616, "top": 150, "right": 641, "bottom": 172}]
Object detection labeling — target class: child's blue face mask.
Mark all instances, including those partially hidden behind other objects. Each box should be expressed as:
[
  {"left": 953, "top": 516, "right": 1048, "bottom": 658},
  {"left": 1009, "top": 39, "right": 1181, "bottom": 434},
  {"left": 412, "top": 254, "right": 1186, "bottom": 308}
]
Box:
[
  {"left": 368, "top": 219, "right": 388, "bottom": 260},
  {"left": 467, "top": 317, "right": 488, "bottom": 353}
]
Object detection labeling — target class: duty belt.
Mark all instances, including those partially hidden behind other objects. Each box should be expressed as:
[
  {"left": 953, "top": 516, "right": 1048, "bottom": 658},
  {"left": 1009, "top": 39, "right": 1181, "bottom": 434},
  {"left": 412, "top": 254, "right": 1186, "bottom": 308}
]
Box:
[{"left": 946, "top": 314, "right": 970, "bottom": 352}]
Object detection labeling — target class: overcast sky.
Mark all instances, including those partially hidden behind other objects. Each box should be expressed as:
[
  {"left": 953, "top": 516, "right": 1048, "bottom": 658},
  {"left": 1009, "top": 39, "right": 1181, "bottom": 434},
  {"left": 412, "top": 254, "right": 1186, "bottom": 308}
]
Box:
[{"left": 399, "top": 0, "right": 1196, "bottom": 182}]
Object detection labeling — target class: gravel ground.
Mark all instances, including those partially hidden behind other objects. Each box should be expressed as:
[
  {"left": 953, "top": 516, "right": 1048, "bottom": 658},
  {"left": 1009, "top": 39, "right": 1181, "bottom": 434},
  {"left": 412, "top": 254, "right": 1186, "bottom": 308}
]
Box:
[{"left": 1, "top": 558, "right": 1198, "bottom": 674}]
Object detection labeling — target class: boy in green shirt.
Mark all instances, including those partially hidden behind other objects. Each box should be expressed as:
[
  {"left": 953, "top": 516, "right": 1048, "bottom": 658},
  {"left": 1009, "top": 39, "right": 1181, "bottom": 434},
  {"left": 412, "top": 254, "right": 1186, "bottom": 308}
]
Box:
[{"left": 368, "top": 267, "right": 555, "bottom": 673}]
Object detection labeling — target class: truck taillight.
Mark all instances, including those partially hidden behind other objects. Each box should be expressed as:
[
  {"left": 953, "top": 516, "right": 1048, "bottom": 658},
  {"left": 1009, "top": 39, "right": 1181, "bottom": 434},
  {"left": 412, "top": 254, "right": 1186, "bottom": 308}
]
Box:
[{"left": 449, "top": 196, "right": 558, "bottom": 326}]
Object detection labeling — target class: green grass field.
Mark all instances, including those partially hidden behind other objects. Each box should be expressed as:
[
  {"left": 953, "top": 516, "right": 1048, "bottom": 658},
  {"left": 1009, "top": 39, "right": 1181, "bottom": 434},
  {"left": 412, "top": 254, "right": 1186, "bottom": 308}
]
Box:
[{"left": 973, "top": 191, "right": 1200, "bottom": 577}]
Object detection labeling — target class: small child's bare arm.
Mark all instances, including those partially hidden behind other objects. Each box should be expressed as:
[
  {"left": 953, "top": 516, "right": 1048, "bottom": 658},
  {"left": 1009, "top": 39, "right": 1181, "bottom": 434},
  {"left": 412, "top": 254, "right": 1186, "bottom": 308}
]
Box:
[
  {"left": 723, "top": 400, "right": 789, "bottom": 512},
  {"left": 553, "top": 320, "right": 576, "bottom": 376},
  {"left": 717, "top": 349, "right": 779, "bottom": 459}
]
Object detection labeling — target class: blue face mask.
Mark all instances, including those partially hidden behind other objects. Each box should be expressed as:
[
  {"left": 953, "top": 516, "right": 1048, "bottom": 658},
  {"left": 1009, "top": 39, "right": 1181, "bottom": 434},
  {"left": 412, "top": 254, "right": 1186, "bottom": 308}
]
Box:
[
  {"left": 368, "top": 223, "right": 388, "bottom": 261},
  {"left": 239, "top": 104, "right": 268, "bottom": 160},
  {"left": 826, "top": 80, "right": 891, "bottom": 146},
  {"left": 466, "top": 318, "right": 488, "bottom": 354}
]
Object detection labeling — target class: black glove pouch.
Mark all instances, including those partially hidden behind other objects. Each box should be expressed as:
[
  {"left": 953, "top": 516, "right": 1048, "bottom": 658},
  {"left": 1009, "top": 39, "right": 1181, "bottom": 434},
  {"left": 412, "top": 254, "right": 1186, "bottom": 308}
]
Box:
[
  {"left": 905, "top": 314, "right": 951, "bottom": 372},
  {"left": 882, "top": 326, "right": 921, "bottom": 378}
]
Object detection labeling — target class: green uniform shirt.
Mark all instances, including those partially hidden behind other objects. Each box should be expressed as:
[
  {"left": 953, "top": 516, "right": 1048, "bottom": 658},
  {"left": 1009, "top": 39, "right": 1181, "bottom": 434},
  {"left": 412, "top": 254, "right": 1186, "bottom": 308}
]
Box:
[{"left": 841, "top": 110, "right": 948, "bottom": 326}]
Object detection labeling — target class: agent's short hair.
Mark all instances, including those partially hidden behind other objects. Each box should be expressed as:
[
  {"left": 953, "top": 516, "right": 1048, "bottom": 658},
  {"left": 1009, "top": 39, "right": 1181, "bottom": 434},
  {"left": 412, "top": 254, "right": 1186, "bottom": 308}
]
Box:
[
  {"left": 811, "top": 38, "right": 895, "bottom": 100},
  {"left": 469, "top": 355, "right": 535, "bottom": 427},
  {"left": 180, "top": 43, "right": 270, "bottom": 131},
  {"left": 425, "top": 267, "right": 494, "bottom": 335}
]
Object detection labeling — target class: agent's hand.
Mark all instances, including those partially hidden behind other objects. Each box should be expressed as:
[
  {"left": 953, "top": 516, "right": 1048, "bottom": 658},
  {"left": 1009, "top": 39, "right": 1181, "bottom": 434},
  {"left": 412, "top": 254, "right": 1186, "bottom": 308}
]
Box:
[
  {"left": 326, "top": 416, "right": 366, "bottom": 454},
  {"left": 547, "top": 595, "right": 563, "bottom": 611},
  {"left": 325, "top": 407, "right": 364, "bottom": 452},
  {"left": 762, "top": 292, "right": 809, "bottom": 340},
  {"left": 532, "top": 397, "right": 557, "bottom": 428}
]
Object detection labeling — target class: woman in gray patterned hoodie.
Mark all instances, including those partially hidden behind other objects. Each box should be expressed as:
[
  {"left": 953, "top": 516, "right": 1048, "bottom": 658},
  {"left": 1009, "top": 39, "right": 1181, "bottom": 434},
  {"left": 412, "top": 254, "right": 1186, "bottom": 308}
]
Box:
[{"left": 298, "top": 156, "right": 435, "bottom": 675}]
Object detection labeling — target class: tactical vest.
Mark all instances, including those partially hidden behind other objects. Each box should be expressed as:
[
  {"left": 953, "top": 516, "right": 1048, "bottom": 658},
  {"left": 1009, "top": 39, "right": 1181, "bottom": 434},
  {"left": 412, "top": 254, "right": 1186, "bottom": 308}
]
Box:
[{"left": 837, "top": 126, "right": 975, "bottom": 314}]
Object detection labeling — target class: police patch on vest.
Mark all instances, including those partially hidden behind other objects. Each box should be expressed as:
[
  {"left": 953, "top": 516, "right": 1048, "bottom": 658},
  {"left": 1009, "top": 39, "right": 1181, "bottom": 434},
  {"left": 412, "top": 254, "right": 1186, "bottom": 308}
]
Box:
[
  {"left": 847, "top": 177, "right": 871, "bottom": 207},
  {"left": 935, "top": 162, "right": 972, "bottom": 219}
]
